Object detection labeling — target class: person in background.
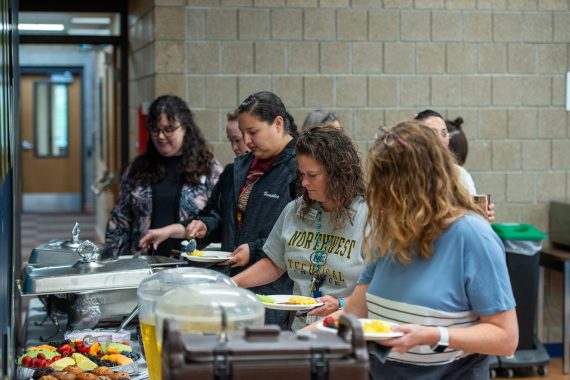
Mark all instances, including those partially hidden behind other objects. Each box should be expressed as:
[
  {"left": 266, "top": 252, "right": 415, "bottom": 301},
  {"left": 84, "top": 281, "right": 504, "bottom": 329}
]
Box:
[
  {"left": 446, "top": 117, "right": 468, "bottom": 166},
  {"left": 141, "top": 91, "right": 298, "bottom": 328},
  {"left": 226, "top": 108, "right": 249, "bottom": 156},
  {"left": 414, "top": 110, "right": 476, "bottom": 195},
  {"left": 302, "top": 109, "right": 341, "bottom": 131},
  {"left": 233, "top": 126, "right": 367, "bottom": 330},
  {"left": 414, "top": 109, "right": 494, "bottom": 222},
  {"left": 320, "top": 121, "right": 518, "bottom": 379},
  {"left": 106, "top": 95, "right": 223, "bottom": 257}
]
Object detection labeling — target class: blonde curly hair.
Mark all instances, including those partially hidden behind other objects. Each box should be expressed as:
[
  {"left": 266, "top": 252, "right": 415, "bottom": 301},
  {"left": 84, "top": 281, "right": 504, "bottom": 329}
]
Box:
[{"left": 365, "top": 120, "right": 485, "bottom": 264}]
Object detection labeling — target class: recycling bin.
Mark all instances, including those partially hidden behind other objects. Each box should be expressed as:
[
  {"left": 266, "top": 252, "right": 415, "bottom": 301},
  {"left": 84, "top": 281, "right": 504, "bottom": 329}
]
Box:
[{"left": 491, "top": 223, "right": 549, "bottom": 377}]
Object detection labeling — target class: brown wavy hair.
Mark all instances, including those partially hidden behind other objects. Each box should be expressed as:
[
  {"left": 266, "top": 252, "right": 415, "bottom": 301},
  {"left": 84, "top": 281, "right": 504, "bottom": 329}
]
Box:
[
  {"left": 296, "top": 125, "right": 365, "bottom": 227},
  {"left": 129, "top": 95, "right": 214, "bottom": 186},
  {"left": 365, "top": 120, "right": 485, "bottom": 264}
]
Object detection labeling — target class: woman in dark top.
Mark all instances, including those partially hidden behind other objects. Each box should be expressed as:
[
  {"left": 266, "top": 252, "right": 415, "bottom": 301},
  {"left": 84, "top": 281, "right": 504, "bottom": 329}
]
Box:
[
  {"left": 141, "top": 91, "right": 298, "bottom": 327},
  {"left": 105, "top": 95, "right": 222, "bottom": 257}
]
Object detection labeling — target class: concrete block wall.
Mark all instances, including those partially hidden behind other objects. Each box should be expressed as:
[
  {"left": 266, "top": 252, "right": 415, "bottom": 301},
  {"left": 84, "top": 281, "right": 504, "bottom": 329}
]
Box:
[{"left": 127, "top": 0, "right": 570, "bottom": 233}]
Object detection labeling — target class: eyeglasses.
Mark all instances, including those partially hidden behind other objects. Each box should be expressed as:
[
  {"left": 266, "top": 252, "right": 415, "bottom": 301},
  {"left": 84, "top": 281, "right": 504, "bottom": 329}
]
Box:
[
  {"left": 375, "top": 127, "right": 408, "bottom": 147},
  {"left": 147, "top": 123, "right": 181, "bottom": 137},
  {"left": 439, "top": 129, "right": 450, "bottom": 139}
]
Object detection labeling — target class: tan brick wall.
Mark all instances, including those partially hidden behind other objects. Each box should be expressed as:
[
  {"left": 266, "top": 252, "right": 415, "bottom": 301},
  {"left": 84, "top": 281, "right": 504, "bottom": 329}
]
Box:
[
  {"left": 129, "top": 1, "right": 570, "bottom": 231},
  {"left": 128, "top": 1, "right": 570, "bottom": 341}
]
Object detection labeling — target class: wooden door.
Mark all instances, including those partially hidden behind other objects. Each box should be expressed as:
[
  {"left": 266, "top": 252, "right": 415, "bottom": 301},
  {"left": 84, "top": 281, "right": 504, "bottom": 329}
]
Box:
[{"left": 20, "top": 73, "right": 82, "bottom": 211}]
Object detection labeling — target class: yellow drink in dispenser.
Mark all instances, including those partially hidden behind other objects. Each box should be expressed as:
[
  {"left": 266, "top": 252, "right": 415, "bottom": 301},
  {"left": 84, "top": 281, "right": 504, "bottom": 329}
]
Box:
[{"left": 137, "top": 268, "right": 236, "bottom": 380}]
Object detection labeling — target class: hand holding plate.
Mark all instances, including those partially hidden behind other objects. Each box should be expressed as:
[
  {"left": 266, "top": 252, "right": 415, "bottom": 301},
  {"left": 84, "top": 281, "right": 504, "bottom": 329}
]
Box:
[{"left": 307, "top": 295, "right": 341, "bottom": 316}]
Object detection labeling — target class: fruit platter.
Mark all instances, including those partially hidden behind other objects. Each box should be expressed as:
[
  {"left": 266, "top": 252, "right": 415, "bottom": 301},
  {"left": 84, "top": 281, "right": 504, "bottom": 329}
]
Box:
[{"left": 17, "top": 339, "right": 141, "bottom": 380}]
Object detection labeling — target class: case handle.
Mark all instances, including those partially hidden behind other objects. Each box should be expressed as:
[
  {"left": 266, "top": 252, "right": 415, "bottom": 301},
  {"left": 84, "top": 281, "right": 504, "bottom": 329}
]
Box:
[
  {"left": 336, "top": 314, "right": 368, "bottom": 362},
  {"left": 244, "top": 325, "right": 281, "bottom": 341}
]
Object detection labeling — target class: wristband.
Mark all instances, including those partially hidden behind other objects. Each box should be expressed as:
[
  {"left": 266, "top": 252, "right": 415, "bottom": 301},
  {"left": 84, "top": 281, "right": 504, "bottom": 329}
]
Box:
[
  {"left": 431, "top": 326, "right": 449, "bottom": 353},
  {"left": 337, "top": 296, "right": 345, "bottom": 310}
]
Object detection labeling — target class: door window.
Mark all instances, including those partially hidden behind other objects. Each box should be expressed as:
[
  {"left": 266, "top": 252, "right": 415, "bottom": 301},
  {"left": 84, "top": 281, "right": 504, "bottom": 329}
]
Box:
[{"left": 34, "top": 81, "right": 69, "bottom": 157}]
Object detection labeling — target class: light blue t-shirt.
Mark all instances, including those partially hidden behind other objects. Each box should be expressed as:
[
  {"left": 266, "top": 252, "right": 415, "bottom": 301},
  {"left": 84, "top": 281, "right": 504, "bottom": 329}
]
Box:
[
  {"left": 358, "top": 213, "right": 515, "bottom": 317},
  {"left": 359, "top": 213, "right": 516, "bottom": 368}
]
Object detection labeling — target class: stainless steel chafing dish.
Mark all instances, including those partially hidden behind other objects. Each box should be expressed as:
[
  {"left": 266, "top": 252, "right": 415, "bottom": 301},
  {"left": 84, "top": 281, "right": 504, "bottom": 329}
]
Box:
[{"left": 19, "top": 223, "right": 185, "bottom": 336}]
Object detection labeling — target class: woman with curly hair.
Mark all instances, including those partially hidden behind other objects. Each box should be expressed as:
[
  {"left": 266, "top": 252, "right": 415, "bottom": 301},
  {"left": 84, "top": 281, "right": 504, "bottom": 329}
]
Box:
[
  {"left": 105, "top": 95, "right": 223, "bottom": 257},
  {"left": 233, "top": 125, "right": 367, "bottom": 330},
  {"left": 332, "top": 121, "right": 517, "bottom": 379}
]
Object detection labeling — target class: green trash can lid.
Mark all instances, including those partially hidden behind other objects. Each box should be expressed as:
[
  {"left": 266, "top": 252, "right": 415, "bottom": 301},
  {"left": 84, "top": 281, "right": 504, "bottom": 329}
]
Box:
[{"left": 491, "top": 223, "right": 547, "bottom": 241}]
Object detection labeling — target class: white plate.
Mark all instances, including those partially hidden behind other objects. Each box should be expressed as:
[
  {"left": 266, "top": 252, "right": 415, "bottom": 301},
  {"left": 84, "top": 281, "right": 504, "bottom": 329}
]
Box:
[
  {"left": 317, "top": 318, "right": 404, "bottom": 340},
  {"left": 181, "top": 250, "right": 231, "bottom": 263},
  {"left": 260, "top": 295, "right": 324, "bottom": 311}
]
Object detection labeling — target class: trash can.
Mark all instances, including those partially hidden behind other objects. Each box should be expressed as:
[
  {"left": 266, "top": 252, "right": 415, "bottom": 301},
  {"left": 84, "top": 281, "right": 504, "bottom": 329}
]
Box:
[
  {"left": 491, "top": 223, "right": 549, "bottom": 377},
  {"left": 492, "top": 223, "right": 546, "bottom": 349}
]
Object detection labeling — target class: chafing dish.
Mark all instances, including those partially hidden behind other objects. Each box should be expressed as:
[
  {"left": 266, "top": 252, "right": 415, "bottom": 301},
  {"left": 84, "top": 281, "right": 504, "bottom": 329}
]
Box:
[
  {"left": 19, "top": 224, "right": 158, "bottom": 335},
  {"left": 28, "top": 222, "right": 116, "bottom": 265}
]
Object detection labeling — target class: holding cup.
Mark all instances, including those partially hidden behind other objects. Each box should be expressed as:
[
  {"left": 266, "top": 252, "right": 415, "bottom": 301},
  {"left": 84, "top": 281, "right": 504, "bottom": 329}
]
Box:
[{"left": 473, "top": 194, "right": 491, "bottom": 212}]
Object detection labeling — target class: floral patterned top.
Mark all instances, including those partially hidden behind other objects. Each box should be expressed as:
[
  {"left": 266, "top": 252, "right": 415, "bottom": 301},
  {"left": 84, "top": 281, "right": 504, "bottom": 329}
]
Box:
[{"left": 105, "top": 160, "right": 223, "bottom": 256}]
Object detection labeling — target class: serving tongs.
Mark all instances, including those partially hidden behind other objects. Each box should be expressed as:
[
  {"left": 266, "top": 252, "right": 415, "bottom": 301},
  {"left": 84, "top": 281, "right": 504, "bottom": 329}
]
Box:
[{"left": 116, "top": 305, "right": 140, "bottom": 332}]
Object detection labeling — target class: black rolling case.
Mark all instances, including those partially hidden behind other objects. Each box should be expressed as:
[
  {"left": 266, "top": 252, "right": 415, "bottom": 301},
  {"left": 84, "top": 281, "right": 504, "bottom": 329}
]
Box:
[{"left": 161, "top": 314, "right": 369, "bottom": 380}]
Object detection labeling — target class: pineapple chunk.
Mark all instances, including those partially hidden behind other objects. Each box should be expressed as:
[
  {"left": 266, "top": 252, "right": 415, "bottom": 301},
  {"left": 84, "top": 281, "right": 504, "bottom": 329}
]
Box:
[
  {"left": 50, "top": 357, "right": 76, "bottom": 371},
  {"left": 76, "top": 357, "right": 97, "bottom": 371},
  {"left": 71, "top": 353, "right": 87, "bottom": 363}
]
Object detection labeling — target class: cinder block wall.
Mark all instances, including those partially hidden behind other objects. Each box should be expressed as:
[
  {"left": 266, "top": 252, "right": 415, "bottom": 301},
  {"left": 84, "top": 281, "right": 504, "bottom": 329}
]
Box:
[
  {"left": 129, "top": 0, "right": 570, "bottom": 232},
  {"left": 128, "top": 0, "right": 569, "bottom": 343}
]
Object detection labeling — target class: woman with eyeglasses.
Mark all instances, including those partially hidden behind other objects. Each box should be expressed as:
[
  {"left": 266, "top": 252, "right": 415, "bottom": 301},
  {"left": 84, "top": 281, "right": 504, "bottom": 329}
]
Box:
[
  {"left": 105, "top": 95, "right": 223, "bottom": 257},
  {"left": 414, "top": 109, "right": 496, "bottom": 222},
  {"left": 414, "top": 109, "right": 476, "bottom": 195},
  {"left": 321, "top": 121, "right": 517, "bottom": 379},
  {"left": 233, "top": 126, "right": 367, "bottom": 330},
  {"left": 140, "top": 91, "right": 298, "bottom": 328}
]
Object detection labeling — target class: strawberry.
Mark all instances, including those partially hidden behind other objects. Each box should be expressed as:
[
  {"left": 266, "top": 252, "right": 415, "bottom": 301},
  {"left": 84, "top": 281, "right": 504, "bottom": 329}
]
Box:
[
  {"left": 21, "top": 356, "right": 32, "bottom": 367},
  {"left": 58, "top": 344, "right": 72, "bottom": 353},
  {"left": 36, "top": 353, "right": 46, "bottom": 360},
  {"left": 322, "top": 316, "right": 337, "bottom": 329}
]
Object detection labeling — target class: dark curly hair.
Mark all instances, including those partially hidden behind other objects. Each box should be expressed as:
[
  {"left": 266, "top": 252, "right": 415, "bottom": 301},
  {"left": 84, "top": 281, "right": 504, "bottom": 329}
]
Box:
[
  {"left": 128, "top": 95, "right": 214, "bottom": 186},
  {"left": 238, "top": 91, "right": 299, "bottom": 137},
  {"left": 295, "top": 125, "right": 365, "bottom": 227}
]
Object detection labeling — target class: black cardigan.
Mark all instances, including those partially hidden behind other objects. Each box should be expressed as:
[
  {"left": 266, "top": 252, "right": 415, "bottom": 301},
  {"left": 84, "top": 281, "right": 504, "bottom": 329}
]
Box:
[{"left": 197, "top": 138, "right": 297, "bottom": 296}]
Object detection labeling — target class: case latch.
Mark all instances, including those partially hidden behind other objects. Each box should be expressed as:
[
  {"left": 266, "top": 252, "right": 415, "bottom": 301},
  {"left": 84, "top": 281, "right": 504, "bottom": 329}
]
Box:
[
  {"left": 310, "top": 346, "right": 328, "bottom": 380},
  {"left": 213, "top": 347, "right": 231, "bottom": 380}
]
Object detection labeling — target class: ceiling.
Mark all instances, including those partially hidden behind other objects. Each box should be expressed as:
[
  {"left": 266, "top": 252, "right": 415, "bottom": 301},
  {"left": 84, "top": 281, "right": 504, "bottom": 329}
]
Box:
[{"left": 18, "top": 12, "right": 120, "bottom": 36}]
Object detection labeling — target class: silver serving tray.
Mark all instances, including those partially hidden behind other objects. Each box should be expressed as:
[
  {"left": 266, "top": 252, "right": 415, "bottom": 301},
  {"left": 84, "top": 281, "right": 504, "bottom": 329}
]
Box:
[{"left": 22, "top": 256, "right": 152, "bottom": 296}]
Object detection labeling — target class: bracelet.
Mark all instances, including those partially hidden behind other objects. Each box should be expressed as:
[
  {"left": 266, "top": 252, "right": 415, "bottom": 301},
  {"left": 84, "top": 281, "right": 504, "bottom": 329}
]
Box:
[{"left": 337, "top": 296, "right": 345, "bottom": 310}]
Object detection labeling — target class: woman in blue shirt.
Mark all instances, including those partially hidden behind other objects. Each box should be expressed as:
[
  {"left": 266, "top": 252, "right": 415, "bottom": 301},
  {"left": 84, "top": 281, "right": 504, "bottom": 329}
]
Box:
[{"left": 338, "top": 121, "right": 518, "bottom": 379}]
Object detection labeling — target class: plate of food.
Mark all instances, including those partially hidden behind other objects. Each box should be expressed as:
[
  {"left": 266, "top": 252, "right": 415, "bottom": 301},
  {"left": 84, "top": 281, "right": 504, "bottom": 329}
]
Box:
[
  {"left": 256, "top": 294, "right": 324, "bottom": 311},
  {"left": 181, "top": 250, "right": 232, "bottom": 263},
  {"left": 317, "top": 317, "right": 404, "bottom": 340}
]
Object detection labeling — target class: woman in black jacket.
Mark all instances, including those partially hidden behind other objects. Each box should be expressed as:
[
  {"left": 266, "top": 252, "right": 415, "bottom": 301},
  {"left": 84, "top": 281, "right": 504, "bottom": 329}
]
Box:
[{"left": 141, "top": 91, "right": 298, "bottom": 327}]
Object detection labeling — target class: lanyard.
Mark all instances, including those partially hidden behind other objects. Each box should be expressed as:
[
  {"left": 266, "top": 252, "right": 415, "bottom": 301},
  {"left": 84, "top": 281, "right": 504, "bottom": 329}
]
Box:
[{"left": 311, "top": 209, "right": 331, "bottom": 298}]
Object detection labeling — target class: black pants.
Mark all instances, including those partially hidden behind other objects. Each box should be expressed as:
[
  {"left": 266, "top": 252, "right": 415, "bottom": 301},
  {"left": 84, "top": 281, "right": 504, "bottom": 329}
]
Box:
[{"left": 369, "top": 353, "right": 491, "bottom": 380}]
